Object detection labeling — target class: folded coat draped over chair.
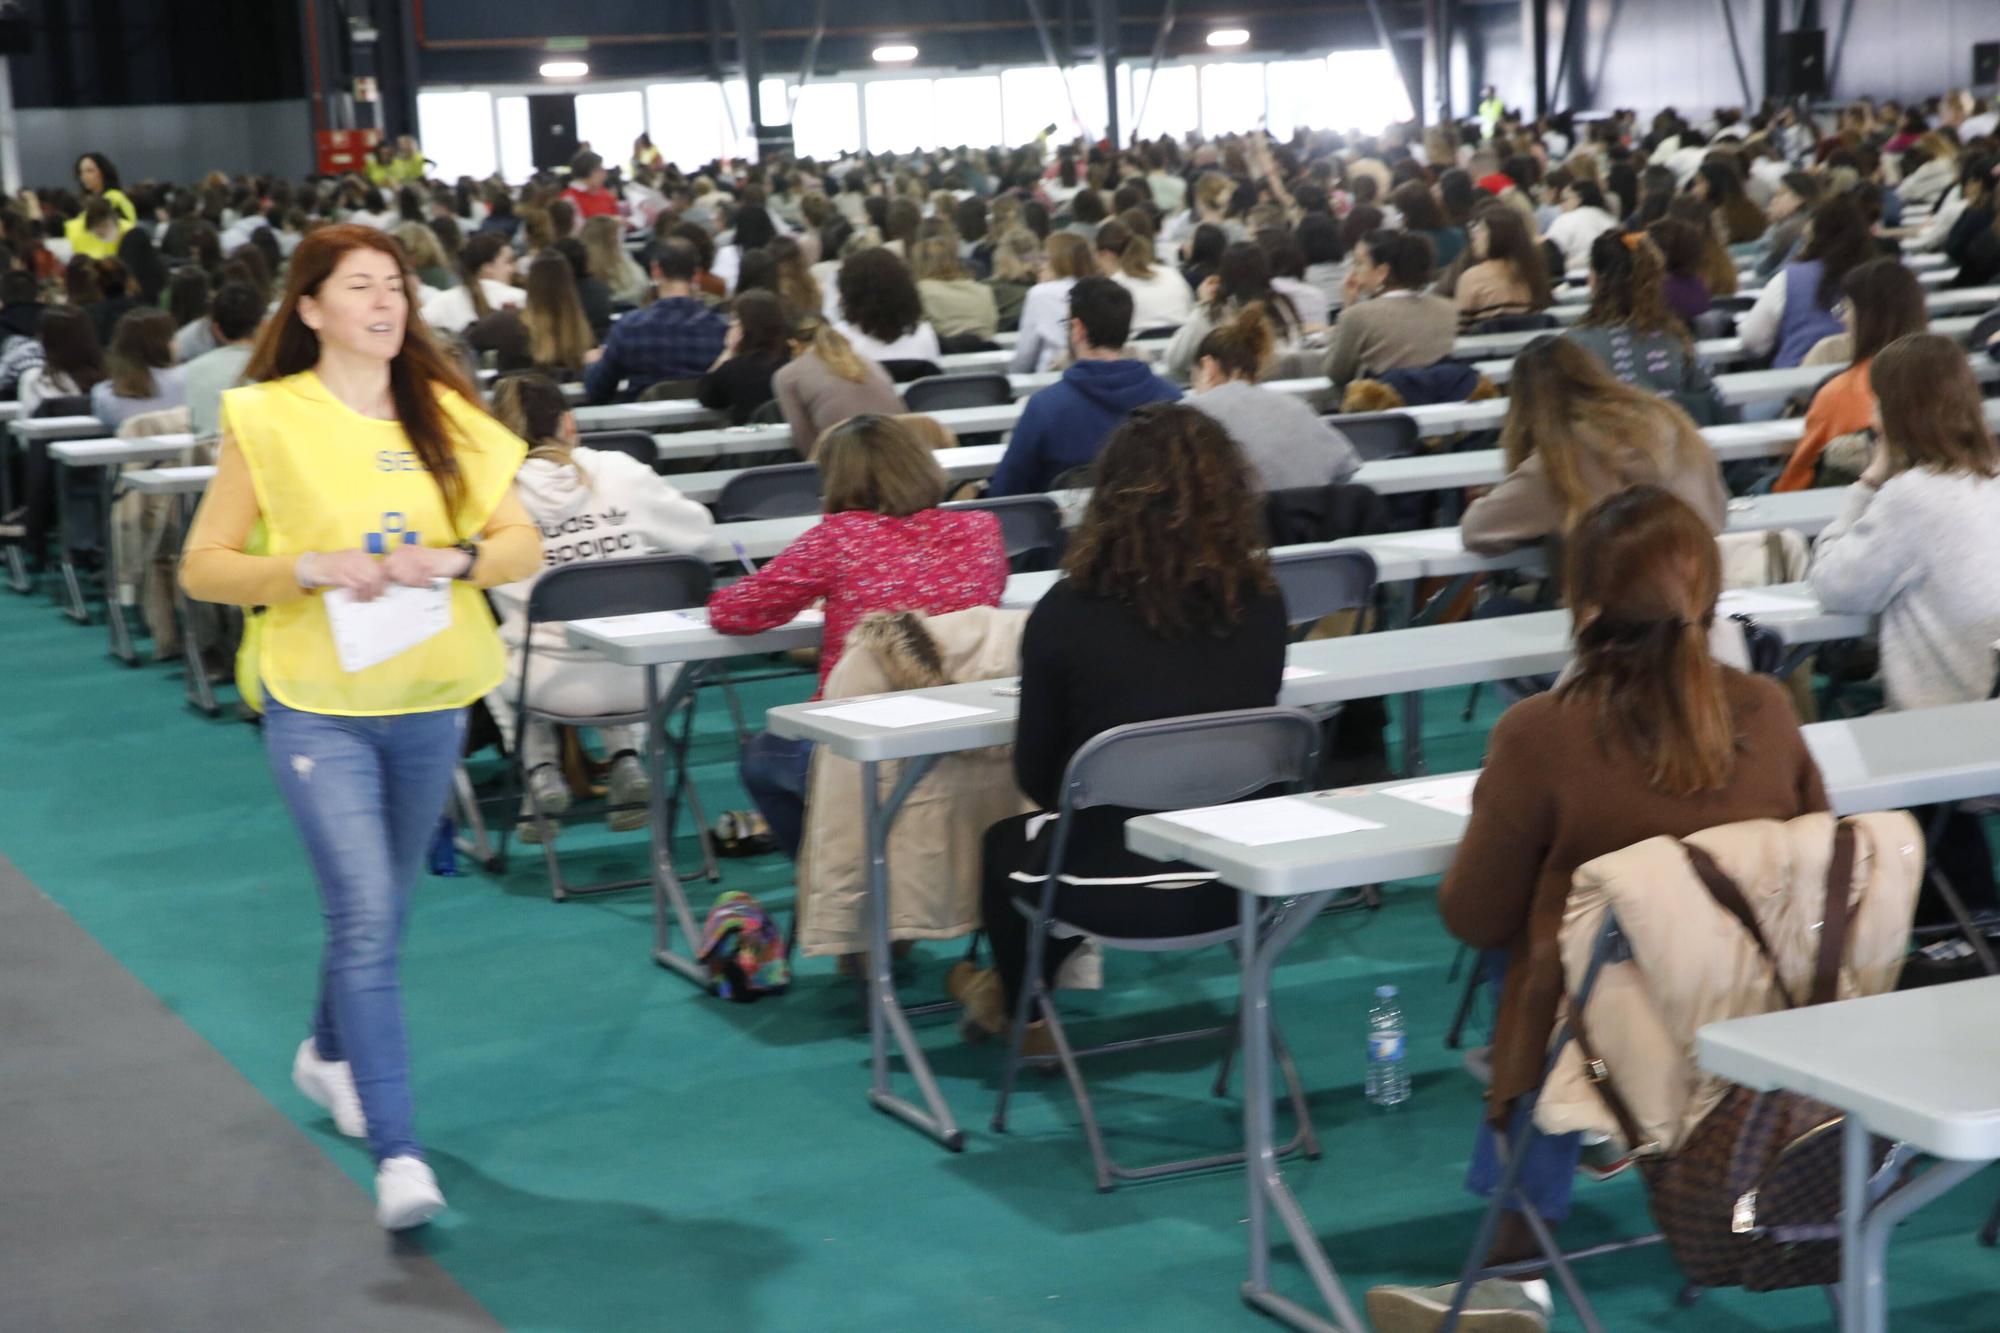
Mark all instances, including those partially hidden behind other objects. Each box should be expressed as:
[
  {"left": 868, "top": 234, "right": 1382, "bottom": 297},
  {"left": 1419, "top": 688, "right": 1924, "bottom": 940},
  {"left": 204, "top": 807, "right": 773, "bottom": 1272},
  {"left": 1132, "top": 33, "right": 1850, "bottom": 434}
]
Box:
[
  {"left": 1535, "top": 811, "right": 1924, "bottom": 1155},
  {"left": 794, "top": 606, "right": 1034, "bottom": 958}
]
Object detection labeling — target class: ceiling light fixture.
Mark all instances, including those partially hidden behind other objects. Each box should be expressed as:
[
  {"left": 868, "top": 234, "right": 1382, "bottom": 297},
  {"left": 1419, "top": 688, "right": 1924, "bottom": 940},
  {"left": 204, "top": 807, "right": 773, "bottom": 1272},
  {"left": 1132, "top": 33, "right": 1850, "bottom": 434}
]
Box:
[
  {"left": 540, "top": 60, "right": 589, "bottom": 78},
  {"left": 872, "top": 43, "right": 919, "bottom": 63},
  {"left": 1206, "top": 28, "right": 1250, "bottom": 48}
]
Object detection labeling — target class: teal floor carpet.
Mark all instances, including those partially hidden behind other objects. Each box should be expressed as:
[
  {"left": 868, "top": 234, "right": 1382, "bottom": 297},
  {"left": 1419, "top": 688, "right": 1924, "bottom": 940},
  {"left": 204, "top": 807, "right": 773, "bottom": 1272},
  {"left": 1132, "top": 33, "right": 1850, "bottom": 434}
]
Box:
[{"left": 2, "top": 590, "right": 1994, "bottom": 1331}]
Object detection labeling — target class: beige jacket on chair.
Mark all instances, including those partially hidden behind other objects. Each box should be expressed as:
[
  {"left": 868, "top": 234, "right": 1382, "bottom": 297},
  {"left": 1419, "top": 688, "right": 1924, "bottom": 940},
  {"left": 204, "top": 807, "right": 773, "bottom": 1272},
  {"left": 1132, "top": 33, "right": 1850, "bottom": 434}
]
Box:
[
  {"left": 111, "top": 405, "right": 197, "bottom": 655},
  {"left": 1535, "top": 811, "right": 1924, "bottom": 1154},
  {"left": 794, "top": 606, "right": 1034, "bottom": 958}
]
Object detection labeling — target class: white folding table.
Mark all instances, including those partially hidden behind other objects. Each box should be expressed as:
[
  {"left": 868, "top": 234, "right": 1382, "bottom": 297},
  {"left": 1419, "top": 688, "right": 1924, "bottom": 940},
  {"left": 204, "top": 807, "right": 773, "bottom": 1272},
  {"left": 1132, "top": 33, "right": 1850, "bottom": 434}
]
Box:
[{"left": 47, "top": 434, "right": 201, "bottom": 657}]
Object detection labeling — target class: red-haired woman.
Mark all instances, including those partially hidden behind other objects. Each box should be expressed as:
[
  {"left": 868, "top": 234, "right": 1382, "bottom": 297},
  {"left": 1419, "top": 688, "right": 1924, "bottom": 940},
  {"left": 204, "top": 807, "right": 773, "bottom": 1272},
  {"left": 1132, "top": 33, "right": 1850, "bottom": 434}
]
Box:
[{"left": 181, "top": 225, "right": 541, "bottom": 1230}]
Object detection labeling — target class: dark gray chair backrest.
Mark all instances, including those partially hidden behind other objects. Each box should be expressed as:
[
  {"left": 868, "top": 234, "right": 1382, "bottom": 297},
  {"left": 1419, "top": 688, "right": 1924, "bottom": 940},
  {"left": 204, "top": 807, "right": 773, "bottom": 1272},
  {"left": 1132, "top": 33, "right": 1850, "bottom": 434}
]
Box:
[
  {"left": 35, "top": 395, "right": 92, "bottom": 420},
  {"left": 1464, "top": 312, "right": 1559, "bottom": 335},
  {"left": 880, "top": 358, "right": 943, "bottom": 384},
  {"left": 1323, "top": 411, "right": 1419, "bottom": 462},
  {"left": 1269, "top": 548, "right": 1377, "bottom": 627},
  {"left": 524, "top": 553, "right": 713, "bottom": 626},
  {"left": 903, "top": 372, "right": 1012, "bottom": 413},
  {"left": 714, "top": 461, "right": 822, "bottom": 521},
  {"left": 1057, "top": 707, "right": 1322, "bottom": 818},
  {"left": 578, "top": 430, "right": 658, "bottom": 470},
  {"left": 942, "top": 493, "right": 1065, "bottom": 571},
  {"left": 1692, "top": 308, "right": 1737, "bottom": 340}
]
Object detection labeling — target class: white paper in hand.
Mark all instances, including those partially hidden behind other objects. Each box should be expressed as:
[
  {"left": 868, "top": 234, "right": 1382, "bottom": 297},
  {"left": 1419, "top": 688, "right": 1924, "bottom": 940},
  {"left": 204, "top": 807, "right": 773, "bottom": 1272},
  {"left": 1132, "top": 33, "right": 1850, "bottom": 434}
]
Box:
[{"left": 323, "top": 582, "right": 452, "bottom": 673}]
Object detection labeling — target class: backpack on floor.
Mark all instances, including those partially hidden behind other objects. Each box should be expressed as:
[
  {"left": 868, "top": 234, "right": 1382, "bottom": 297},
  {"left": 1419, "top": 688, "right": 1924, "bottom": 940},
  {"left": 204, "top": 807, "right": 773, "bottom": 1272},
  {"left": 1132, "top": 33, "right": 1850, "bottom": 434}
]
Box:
[{"left": 697, "top": 891, "right": 791, "bottom": 1001}]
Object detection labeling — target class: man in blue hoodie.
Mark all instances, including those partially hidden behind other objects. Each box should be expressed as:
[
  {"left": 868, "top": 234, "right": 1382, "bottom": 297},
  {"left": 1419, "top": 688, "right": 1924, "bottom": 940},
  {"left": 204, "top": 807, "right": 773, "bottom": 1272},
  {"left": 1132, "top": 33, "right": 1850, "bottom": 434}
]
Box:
[{"left": 986, "top": 276, "right": 1181, "bottom": 495}]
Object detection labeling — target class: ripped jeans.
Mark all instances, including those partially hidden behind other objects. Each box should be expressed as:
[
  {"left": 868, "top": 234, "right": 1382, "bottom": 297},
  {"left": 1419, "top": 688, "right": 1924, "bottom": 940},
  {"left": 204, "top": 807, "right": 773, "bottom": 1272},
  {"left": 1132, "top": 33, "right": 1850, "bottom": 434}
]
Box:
[{"left": 263, "top": 698, "right": 466, "bottom": 1163}]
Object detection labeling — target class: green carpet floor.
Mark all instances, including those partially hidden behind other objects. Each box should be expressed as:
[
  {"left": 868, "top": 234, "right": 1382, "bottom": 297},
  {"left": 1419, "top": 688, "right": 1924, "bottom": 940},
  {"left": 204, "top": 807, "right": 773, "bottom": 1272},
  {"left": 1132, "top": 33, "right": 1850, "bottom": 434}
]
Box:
[{"left": 3, "top": 589, "right": 1995, "bottom": 1331}]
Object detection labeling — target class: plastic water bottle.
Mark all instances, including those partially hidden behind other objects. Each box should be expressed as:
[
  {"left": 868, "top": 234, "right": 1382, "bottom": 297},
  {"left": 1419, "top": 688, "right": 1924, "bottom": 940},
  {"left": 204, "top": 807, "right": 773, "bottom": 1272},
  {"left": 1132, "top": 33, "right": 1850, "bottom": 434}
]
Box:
[
  {"left": 1366, "top": 984, "right": 1411, "bottom": 1107},
  {"left": 426, "top": 816, "right": 459, "bottom": 877}
]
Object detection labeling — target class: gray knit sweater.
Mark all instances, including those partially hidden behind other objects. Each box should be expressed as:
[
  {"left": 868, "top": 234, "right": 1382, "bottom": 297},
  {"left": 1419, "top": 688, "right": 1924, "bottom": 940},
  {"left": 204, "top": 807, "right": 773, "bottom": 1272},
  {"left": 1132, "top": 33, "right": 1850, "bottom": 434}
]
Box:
[
  {"left": 1186, "top": 380, "right": 1363, "bottom": 493},
  {"left": 1809, "top": 470, "right": 2000, "bottom": 709}
]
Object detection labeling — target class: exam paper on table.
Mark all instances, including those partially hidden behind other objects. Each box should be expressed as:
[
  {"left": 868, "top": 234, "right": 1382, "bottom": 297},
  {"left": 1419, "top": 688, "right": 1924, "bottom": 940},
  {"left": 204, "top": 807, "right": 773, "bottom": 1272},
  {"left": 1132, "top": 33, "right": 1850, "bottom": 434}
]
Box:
[
  {"left": 324, "top": 582, "right": 452, "bottom": 673},
  {"left": 569, "top": 609, "right": 706, "bottom": 637},
  {"left": 1716, "top": 588, "right": 1817, "bottom": 617},
  {"left": 1380, "top": 529, "right": 1467, "bottom": 553},
  {"left": 809, "top": 696, "right": 995, "bottom": 729},
  {"left": 1155, "top": 797, "right": 1383, "bottom": 846},
  {"left": 1382, "top": 772, "right": 1479, "bottom": 818}
]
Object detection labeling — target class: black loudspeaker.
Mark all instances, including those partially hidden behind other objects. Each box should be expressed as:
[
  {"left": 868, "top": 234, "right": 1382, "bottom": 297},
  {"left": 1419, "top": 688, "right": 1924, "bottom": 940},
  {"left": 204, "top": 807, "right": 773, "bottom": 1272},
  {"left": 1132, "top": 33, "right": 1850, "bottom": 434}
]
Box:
[
  {"left": 1776, "top": 29, "right": 1826, "bottom": 99},
  {"left": 1976, "top": 42, "right": 2000, "bottom": 87},
  {"left": 528, "top": 94, "right": 578, "bottom": 172}
]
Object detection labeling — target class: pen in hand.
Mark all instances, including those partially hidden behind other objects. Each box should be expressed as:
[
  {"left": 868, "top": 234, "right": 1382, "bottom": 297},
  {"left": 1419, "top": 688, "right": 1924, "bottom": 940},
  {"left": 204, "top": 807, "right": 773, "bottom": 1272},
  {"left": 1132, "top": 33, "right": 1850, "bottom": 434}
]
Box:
[{"left": 729, "top": 540, "right": 758, "bottom": 577}]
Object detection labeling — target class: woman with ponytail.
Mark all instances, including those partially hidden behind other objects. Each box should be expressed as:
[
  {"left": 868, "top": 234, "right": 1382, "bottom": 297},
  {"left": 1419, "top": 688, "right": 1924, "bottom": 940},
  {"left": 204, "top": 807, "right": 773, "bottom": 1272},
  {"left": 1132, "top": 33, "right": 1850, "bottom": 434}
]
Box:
[
  {"left": 1565, "top": 231, "right": 1720, "bottom": 412},
  {"left": 1369, "top": 486, "right": 1827, "bottom": 1332},
  {"left": 770, "top": 312, "right": 907, "bottom": 458},
  {"left": 1464, "top": 335, "right": 1726, "bottom": 555},
  {"left": 1186, "top": 306, "right": 1360, "bottom": 492},
  {"left": 1098, "top": 222, "right": 1194, "bottom": 331},
  {"left": 417, "top": 231, "right": 521, "bottom": 334}
]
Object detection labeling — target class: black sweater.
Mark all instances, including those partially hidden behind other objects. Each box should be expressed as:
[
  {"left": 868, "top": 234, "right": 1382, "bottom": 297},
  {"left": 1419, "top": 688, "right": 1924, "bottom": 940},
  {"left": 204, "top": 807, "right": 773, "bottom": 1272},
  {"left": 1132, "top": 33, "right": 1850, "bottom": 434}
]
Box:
[
  {"left": 696, "top": 352, "right": 787, "bottom": 425},
  {"left": 1013, "top": 578, "right": 1287, "bottom": 873}
]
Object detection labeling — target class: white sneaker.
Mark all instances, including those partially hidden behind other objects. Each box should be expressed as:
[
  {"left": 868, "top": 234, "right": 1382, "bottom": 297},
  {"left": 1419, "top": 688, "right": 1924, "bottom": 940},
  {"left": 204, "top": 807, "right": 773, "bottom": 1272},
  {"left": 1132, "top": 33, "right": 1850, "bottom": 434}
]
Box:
[
  {"left": 516, "top": 764, "right": 572, "bottom": 844},
  {"left": 605, "top": 751, "right": 651, "bottom": 833},
  {"left": 1365, "top": 1277, "right": 1552, "bottom": 1332},
  {"left": 375, "top": 1156, "right": 446, "bottom": 1231},
  {"left": 292, "top": 1039, "right": 366, "bottom": 1138}
]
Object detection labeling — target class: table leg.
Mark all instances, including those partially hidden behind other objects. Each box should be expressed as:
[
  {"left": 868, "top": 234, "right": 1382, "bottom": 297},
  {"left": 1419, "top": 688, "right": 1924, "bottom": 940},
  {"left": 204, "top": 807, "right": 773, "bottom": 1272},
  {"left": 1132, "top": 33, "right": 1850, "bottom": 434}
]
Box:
[
  {"left": 1399, "top": 691, "right": 1426, "bottom": 777},
  {"left": 56, "top": 463, "right": 89, "bottom": 623},
  {"left": 1846, "top": 1141, "right": 1985, "bottom": 1333},
  {"left": 104, "top": 471, "right": 139, "bottom": 664},
  {"left": 858, "top": 755, "right": 962, "bottom": 1150},
  {"left": 645, "top": 662, "right": 707, "bottom": 984},
  {"left": 0, "top": 431, "right": 28, "bottom": 595},
  {"left": 168, "top": 497, "right": 219, "bottom": 716},
  {"left": 1238, "top": 889, "right": 1363, "bottom": 1333}
]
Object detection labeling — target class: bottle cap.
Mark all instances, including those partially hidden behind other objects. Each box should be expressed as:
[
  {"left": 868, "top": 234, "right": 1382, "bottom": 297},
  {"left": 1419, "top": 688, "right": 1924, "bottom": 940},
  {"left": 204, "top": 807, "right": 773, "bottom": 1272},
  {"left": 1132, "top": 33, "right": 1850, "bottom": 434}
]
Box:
[{"left": 1375, "top": 984, "right": 1398, "bottom": 999}]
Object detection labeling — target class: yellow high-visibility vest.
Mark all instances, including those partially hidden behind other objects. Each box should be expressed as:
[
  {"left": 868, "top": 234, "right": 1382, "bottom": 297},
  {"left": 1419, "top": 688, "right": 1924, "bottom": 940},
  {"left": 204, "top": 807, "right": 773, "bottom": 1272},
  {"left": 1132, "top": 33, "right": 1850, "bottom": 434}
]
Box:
[{"left": 224, "top": 371, "right": 525, "bottom": 717}]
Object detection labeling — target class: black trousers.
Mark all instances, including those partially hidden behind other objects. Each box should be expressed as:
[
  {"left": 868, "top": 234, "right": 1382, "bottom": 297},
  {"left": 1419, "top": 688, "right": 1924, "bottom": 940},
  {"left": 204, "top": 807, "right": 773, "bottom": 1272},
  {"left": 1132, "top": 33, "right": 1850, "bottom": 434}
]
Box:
[{"left": 979, "top": 812, "right": 1239, "bottom": 1011}]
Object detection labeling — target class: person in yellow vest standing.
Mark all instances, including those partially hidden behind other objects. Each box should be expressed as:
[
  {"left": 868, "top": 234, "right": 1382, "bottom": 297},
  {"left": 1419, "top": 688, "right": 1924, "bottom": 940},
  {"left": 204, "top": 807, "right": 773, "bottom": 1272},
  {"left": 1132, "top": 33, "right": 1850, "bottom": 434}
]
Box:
[
  {"left": 179, "top": 225, "right": 540, "bottom": 1231},
  {"left": 64, "top": 151, "right": 137, "bottom": 259}
]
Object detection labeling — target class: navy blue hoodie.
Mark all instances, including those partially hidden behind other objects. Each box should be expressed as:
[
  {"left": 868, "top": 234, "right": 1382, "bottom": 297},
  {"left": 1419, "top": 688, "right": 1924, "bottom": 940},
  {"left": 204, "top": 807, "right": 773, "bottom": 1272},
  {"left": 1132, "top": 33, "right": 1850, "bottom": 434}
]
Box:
[{"left": 987, "top": 357, "right": 1181, "bottom": 495}]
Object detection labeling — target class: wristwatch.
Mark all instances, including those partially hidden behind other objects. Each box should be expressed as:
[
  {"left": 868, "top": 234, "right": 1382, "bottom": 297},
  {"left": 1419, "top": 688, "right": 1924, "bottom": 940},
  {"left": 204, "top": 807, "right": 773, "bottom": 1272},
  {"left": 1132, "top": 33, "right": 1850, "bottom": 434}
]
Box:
[{"left": 452, "top": 541, "right": 480, "bottom": 579}]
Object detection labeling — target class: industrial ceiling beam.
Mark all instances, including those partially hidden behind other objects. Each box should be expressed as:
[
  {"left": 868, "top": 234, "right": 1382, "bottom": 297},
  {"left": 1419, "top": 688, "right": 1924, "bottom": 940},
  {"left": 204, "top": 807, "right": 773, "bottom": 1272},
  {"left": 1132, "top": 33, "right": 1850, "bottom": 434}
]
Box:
[
  {"left": 1131, "top": 0, "right": 1178, "bottom": 143},
  {"left": 1715, "top": 0, "right": 1755, "bottom": 107},
  {"left": 1092, "top": 0, "right": 1119, "bottom": 146},
  {"left": 1824, "top": 0, "right": 1856, "bottom": 96},
  {"left": 1022, "top": 0, "right": 1092, "bottom": 142},
  {"left": 1520, "top": 0, "right": 1548, "bottom": 119}
]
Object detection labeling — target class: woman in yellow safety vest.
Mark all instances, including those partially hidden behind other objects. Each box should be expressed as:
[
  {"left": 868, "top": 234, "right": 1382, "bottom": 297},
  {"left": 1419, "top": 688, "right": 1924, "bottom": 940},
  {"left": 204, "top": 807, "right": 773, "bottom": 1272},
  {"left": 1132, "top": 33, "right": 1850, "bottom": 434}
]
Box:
[
  {"left": 179, "top": 224, "right": 540, "bottom": 1232},
  {"left": 64, "top": 151, "right": 136, "bottom": 258}
]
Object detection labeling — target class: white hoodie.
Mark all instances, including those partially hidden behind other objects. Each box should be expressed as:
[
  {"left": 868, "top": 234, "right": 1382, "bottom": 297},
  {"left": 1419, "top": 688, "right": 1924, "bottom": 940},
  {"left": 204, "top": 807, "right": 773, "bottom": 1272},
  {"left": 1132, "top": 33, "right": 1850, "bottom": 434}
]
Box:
[{"left": 498, "top": 446, "right": 716, "bottom": 655}]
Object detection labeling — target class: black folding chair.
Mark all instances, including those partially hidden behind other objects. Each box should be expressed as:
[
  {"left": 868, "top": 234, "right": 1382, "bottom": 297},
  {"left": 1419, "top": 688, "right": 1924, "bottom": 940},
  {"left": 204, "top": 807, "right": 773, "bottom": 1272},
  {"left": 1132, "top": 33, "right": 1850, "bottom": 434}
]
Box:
[
  {"left": 902, "top": 372, "right": 1012, "bottom": 413},
  {"left": 1322, "top": 411, "right": 1419, "bottom": 462},
  {"left": 991, "top": 707, "right": 1325, "bottom": 1191},
  {"left": 9, "top": 394, "right": 94, "bottom": 596},
  {"left": 942, "top": 493, "right": 1065, "bottom": 571},
  {"left": 1269, "top": 547, "right": 1377, "bottom": 631},
  {"left": 578, "top": 429, "right": 660, "bottom": 470},
  {"left": 1463, "top": 312, "right": 1560, "bottom": 335},
  {"left": 1692, "top": 308, "right": 1738, "bottom": 340},
  {"left": 496, "top": 554, "right": 720, "bottom": 907},
  {"left": 879, "top": 358, "right": 942, "bottom": 384},
  {"left": 714, "top": 462, "right": 821, "bottom": 521}
]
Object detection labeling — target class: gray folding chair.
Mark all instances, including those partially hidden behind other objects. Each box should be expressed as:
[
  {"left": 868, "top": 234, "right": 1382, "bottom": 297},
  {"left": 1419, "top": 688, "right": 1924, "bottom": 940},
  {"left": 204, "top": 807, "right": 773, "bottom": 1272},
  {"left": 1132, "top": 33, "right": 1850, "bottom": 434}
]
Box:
[
  {"left": 1269, "top": 547, "right": 1377, "bottom": 631},
  {"left": 991, "top": 707, "right": 1325, "bottom": 1192},
  {"left": 500, "top": 554, "right": 719, "bottom": 903},
  {"left": 942, "top": 493, "right": 1065, "bottom": 571},
  {"left": 902, "top": 372, "right": 1012, "bottom": 413},
  {"left": 1324, "top": 411, "right": 1419, "bottom": 462},
  {"left": 577, "top": 430, "right": 660, "bottom": 470},
  {"left": 714, "top": 462, "right": 821, "bottom": 521}
]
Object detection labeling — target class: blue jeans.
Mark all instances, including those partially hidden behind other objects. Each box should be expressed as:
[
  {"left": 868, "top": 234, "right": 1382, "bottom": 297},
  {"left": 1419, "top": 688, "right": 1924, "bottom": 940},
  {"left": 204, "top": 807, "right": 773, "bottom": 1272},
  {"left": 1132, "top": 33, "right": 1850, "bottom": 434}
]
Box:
[
  {"left": 263, "top": 698, "right": 466, "bottom": 1164},
  {"left": 1464, "top": 950, "right": 1582, "bottom": 1221},
  {"left": 739, "top": 731, "right": 814, "bottom": 860}
]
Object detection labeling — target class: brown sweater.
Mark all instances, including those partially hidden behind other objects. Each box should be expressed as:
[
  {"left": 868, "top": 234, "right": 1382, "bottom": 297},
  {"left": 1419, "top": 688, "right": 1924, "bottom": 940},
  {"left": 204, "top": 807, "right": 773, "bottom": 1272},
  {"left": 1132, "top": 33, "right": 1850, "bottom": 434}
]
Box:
[
  {"left": 1322, "top": 290, "right": 1458, "bottom": 389},
  {"left": 771, "top": 348, "right": 908, "bottom": 458},
  {"left": 1440, "top": 670, "right": 1828, "bottom": 1118},
  {"left": 1460, "top": 403, "right": 1729, "bottom": 556}
]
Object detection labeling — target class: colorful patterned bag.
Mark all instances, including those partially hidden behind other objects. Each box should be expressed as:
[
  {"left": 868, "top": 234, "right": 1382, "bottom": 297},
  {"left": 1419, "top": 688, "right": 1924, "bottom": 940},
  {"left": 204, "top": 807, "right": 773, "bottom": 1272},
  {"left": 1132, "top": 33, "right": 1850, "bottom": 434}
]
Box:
[{"left": 697, "top": 891, "right": 791, "bottom": 1001}]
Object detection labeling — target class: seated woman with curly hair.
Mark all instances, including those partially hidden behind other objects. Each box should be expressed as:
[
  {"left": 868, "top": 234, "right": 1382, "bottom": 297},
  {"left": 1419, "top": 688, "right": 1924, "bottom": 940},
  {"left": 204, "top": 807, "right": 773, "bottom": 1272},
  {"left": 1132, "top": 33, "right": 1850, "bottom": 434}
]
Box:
[
  {"left": 950, "top": 404, "right": 1287, "bottom": 1047},
  {"left": 831, "top": 246, "right": 942, "bottom": 365}
]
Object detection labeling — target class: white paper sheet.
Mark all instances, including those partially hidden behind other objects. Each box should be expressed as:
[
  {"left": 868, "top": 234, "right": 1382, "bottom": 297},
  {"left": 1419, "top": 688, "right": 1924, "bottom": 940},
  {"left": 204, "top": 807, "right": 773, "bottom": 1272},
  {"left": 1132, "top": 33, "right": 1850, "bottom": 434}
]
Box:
[
  {"left": 323, "top": 582, "right": 452, "bottom": 673},
  {"left": 1155, "top": 797, "right": 1383, "bottom": 846},
  {"left": 1382, "top": 772, "right": 1480, "bottom": 818},
  {"left": 1383, "top": 529, "right": 1467, "bottom": 553},
  {"left": 808, "top": 696, "right": 996, "bottom": 729},
  {"left": 568, "top": 609, "right": 706, "bottom": 638},
  {"left": 1716, "top": 588, "right": 1817, "bottom": 617}
]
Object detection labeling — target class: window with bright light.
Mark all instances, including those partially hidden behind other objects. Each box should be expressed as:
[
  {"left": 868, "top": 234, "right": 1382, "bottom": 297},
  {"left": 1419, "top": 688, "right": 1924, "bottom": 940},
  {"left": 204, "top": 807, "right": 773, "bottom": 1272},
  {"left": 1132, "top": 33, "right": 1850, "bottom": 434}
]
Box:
[
  {"left": 1198, "top": 61, "right": 1267, "bottom": 136},
  {"left": 647, "top": 82, "right": 731, "bottom": 169},
  {"left": 1130, "top": 64, "right": 1198, "bottom": 142},
  {"left": 790, "top": 82, "right": 861, "bottom": 160},
  {"left": 722, "top": 80, "right": 755, "bottom": 159},
  {"left": 417, "top": 90, "right": 497, "bottom": 182},
  {"left": 932, "top": 75, "right": 1003, "bottom": 153},
  {"left": 1000, "top": 67, "right": 1069, "bottom": 146},
  {"left": 574, "top": 90, "right": 646, "bottom": 169},
  {"left": 864, "top": 79, "right": 934, "bottom": 153},
  {"left": 1325, "top": 49, "right": 1413, "bottom": 133},
  {"left": 496, "top": 96, "right": 532, "bottom": 182},
  {"left": 758, "top": 77, "right": 790, "bottom": 126},
  {"left": 1265, "top": 59, "right": 1335, "bottom": 137}
]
